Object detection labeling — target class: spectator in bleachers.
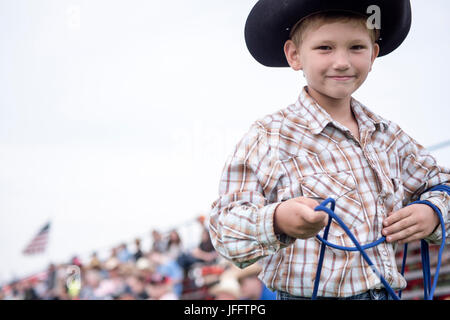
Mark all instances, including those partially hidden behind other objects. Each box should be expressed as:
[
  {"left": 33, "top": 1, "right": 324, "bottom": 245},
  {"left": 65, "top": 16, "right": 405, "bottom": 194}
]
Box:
[
  {"left": 2, "top": 215, "right": 279, "bottom": 301},
  {"left": 149, "top": 250, "right": 183, "bottom": 298},
  {"left": 133, "top": 238, "right": 144, "bottom": 262},
  {"left": 104, "top": 247, "right": 118, "bottom": 270},
  {"left": 79, "top": 269, "right": 103, "bottom": 300},
  {"left": 239, "top": 272, "right": 276, "bottom": 300},
  {"left": 8, "top": 280, "right": 24, "bottom": 300},
  {"left": 177, "top": 227, "right": 218, "bottom": 275},
  {"left": 151, "top": 229, "right": 168, "bottom": 253},
  {"left": 117, "top": 243, "right": 132, "bottom": 263},
  {"left": 147, "top": 274, "right": 178, "bottom": 300},
  {"left": 126, "top": 274, "right": 149, "bottom": 300},
  {"left": 166, "top": 230, "right": 183, "bottom": 261},
  {"left": 88, "top": 252, "right": 102, "bottom": 270},
  {"left": 23, "top": 279, "right": 39, "bottom": 300},
  {"left": 210, "top": 276, "right": 241, "bottom": 300},
  {"left": 45, "top": 263, "right": 57, "bottom": 298},
  {"left": 95, "top": 258, "right": 126, "bottom": 299},
  {"left": 71, "top": 255, "right": 82, "bottom": 267}
]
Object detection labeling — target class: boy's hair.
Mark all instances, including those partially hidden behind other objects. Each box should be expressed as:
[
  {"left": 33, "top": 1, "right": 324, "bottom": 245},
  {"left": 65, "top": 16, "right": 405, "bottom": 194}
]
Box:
[{"left": 290, "top": 11, "right": 381, "bottom": 47}]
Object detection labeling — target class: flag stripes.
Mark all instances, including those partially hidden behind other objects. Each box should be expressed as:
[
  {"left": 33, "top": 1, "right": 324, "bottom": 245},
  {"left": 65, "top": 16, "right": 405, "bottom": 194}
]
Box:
[{"left": 22, "top": 222, "right": 51, "bottom": 255}]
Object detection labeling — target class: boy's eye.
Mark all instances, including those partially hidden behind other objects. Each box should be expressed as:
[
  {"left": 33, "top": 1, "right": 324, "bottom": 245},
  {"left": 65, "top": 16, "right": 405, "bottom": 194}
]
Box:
[
  {"left": 351, "top": 45, "right": 366, "bottom": 50},
  {"left": 316, "top": 46, "right": 332, "bottom": 51}
]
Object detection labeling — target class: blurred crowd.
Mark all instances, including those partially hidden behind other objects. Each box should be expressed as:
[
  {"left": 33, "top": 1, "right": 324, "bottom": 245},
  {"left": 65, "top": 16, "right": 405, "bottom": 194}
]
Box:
[{"left": 0, "top": 217, "right": 276, "bottom": 300}]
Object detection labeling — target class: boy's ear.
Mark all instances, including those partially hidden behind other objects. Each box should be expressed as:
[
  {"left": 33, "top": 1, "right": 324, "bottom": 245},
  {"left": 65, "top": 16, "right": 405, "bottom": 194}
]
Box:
[
  {"left": 369, "top": 43, "right": 380, "bottom": 71},
  {"left": 284, "top": 40, "right": 303, "bottom": 71}
]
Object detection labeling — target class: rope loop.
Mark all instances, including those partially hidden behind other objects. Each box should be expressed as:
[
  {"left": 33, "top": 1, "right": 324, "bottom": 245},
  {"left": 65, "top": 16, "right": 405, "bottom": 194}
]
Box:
[{"left": 311, "top": 185, "right": 448, "bottom": 300}]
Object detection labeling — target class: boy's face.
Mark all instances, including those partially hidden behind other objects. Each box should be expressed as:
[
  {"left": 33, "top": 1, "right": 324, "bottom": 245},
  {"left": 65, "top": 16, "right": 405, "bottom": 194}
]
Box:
[{"left": 284, "top": 21, "right": 380, "bottom": 101}]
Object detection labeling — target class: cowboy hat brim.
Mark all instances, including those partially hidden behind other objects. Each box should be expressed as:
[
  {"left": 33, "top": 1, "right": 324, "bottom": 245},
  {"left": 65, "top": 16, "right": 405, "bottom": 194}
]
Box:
[{"left": 244, "top": 0, "right": 412, "bottom": 67}]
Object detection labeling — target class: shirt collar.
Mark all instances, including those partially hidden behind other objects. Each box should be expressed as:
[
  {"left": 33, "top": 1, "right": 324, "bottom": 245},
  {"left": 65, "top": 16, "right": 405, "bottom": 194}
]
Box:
[{"left": 294, "top": 86, "right": 389, "bottom": 135}]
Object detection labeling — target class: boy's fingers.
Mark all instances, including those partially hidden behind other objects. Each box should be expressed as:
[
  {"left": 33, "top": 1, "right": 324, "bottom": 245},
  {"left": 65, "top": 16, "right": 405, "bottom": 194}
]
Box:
[
  {"left": 398, "top": 232, "right": 426, "bottom": 245},
  {"left": 321, "top": 214, "right": 329, "bottom": 227},
  {"left": 383, "top": 207, "right": 412, "bottom": 226},
  {"left": 302, "top": 207, "right": 328, "bottom": 226},
  {"left": 386, "top": 225, "right": 419, "bottom": 243},
  {"left": 292, "top": 197, "right": 329, "bottom": 227},
  {"left": 294, "top": 197, "right": 320, "bottom": 209},
  {"left": 382, "top": 216, "right": 415, "bottom": 236}
]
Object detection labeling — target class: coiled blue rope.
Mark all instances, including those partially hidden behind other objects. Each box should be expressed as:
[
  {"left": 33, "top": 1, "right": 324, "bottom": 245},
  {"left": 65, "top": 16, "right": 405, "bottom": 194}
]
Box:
[{"left": 312, "top": 185, "right": 449, "bottom": 300}]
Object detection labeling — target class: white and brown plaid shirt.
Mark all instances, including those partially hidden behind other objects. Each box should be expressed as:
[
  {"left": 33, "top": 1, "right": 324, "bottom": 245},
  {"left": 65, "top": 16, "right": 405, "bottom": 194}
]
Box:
[{"left": 208, "top": 86, "right": 450, "bottom": 298}]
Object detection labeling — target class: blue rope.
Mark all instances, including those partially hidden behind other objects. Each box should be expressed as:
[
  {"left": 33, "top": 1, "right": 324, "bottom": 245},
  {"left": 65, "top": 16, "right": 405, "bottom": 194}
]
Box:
[
  {"left": 398, "top": 243, "right": 408, "bottom": 299},
  {"left": 421, "top": 239, "right": 430, "bottom": 300},
  {"left": 312, "top": 199, "right": 334, "bottom": 299},
  {"left": 311, "top": 185, "right": 448, "bottom": 300},
  {"left": 412, "top": 199, "right": 447, "bottom": 300}
]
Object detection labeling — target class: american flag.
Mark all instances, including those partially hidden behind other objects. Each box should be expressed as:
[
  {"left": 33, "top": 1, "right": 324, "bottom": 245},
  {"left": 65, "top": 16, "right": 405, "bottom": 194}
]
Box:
[{"left": 22, "top": 222, "right": 51, "bottom": 255}]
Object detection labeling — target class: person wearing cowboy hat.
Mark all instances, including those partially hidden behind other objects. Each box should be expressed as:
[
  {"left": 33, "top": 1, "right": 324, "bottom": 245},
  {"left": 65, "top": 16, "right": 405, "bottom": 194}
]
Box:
[
  {"left": 209, "top": 0, "right": 450, "bottom": 300},
  {"left": 209, "top": 275, "right": 241, "bottom": 300}
]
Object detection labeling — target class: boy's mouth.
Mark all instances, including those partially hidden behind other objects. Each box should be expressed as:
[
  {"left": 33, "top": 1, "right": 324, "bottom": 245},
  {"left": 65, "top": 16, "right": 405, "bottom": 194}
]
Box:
[{"left": 327, "top": 75, "right": 356, "bottom": 81}]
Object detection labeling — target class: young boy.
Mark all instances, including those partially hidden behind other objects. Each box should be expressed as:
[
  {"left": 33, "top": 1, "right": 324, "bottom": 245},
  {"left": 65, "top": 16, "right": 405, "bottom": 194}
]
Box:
[{"left": 208, "top": 0, "right": 450, "bottom": 299}]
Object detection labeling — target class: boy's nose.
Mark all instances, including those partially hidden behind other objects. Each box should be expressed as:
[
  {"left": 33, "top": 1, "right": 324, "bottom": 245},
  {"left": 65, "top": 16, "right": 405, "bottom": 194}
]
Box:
[{"left": 332, "top": 51, "right": 351, "bottom": 70}]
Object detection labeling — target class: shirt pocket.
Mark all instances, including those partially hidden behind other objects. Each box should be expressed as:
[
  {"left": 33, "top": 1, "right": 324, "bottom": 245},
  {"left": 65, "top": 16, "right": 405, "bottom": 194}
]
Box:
[
  {"left": 277, "top": 181, "right": 303, "bottom": 202},
  {"left": 301, "top": 171, "right": 363, "bottom": 237}
]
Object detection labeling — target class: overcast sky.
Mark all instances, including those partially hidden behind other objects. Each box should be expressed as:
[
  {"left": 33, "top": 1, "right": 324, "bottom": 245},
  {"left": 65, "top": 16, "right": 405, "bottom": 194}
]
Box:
[{"left": 1, "top": 0, "right": 449, "bottom": 283}]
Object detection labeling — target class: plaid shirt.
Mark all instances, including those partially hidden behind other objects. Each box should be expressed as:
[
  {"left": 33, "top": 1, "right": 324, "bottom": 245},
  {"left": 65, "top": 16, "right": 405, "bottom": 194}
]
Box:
[{"left": 208, "top": 86, "right": 450, "bottom": 298}]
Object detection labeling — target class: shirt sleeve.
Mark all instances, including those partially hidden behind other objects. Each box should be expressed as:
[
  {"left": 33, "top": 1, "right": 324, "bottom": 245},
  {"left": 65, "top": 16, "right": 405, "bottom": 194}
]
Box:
[
  {"left": 396, "top": 128, "right": 450, "bottom": 244},
  {"left": 208, "top": 123, "right": 295, "bottom": 269}
]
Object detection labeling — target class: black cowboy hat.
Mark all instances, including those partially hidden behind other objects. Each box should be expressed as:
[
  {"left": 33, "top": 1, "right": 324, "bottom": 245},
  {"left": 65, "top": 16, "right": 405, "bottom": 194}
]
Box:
[{"left": 244, "top": 0, "right": 412, "bottom": 67}]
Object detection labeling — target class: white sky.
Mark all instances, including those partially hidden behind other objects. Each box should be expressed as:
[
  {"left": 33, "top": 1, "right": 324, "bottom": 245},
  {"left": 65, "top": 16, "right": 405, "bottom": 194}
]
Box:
[{"left": 1, "top": 0, "right": 449, "bottom": 284}]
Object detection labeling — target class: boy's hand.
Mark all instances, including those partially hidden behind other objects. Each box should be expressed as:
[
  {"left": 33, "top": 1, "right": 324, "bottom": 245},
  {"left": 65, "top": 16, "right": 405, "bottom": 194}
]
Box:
[
  {"left": 274, "top": 197, "right": 328, "bottom": 239},
  {"left": 382, "top": 204, "right": 440, "bottom": 244}
]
